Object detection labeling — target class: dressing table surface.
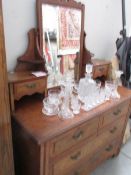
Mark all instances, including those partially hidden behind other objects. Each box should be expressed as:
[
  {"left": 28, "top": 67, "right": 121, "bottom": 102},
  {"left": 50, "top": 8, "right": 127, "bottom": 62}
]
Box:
[
  {"left": 12, "top": 86, "right": 131, "bottom": 175},
  {"left": 13, "top": 87, "right": 131, "bottom": 143},
  {"left": 8, "top": 71, "right": 47, "bottom": 83}
]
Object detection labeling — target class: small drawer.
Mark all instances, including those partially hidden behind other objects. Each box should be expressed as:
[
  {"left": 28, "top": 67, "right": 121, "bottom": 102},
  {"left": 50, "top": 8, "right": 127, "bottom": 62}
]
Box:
[
  {"left": 101, "top": 101, "right": 130, "bottom": 128},
  {"left": 99, "top": 117, "right": 125, "bottom": 140},
  {"left": 52, "top": 118, "right": 124, "bottom": 175},
  {"left": 14, "top": 78, "right": 46, "bottom": 100},
  {"left": 93, "top": 65, "right": 109, "bottom": 78},
  {"left": 50, "top": 117, "right": 99, "bottom": 156}
]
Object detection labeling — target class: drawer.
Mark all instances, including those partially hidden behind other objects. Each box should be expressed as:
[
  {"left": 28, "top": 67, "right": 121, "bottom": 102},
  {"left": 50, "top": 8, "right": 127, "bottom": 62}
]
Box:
[
  {"left": 51, "top": 118, "right": 124, "bottom": 175},
  {"left": 93, "top": 65, "right": 109, "bottom": 78},
  {"left": 100, "top": 101, "right": 130, "bottom": 128},
  {"left": 49, "top": 117, "right": 99, "bottom": 156},
  {"left": 14, "top": 78, "right": 46, "bottom": 100},
  {"left": 63, "top": 139, "right": 120, "bottom": 175}
]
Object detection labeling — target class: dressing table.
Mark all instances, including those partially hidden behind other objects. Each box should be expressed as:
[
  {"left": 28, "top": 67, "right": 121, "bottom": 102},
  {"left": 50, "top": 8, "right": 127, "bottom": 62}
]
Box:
[
  {"left": 10, "top": 0, "right": 131, "bottom": 175},
  {"left": 12, "top": 87, "right": 131, "bottom": 175}
]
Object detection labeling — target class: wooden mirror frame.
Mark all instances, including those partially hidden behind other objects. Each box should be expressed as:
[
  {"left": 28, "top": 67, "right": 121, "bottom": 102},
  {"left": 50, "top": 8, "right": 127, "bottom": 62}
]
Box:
[{"left": 36, "top": 0, "right": 85, "bottom": 80}]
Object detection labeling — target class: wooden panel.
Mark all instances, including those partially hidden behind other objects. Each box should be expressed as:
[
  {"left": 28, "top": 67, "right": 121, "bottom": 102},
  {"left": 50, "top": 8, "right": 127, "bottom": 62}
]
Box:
[
  {"left": 14, "top": 78, "right": 46, "bottom": 100},
  {"left": 12, "top": 119, "right": 41, "bottom": 175},
  {"left": 100, "top": 100, "right": 130, "bottom": 129},
  {"left": 52, "top": 117, "right": 124, "bottom": 175},
  {"left": 49, "top": 117, "right": 99, "bottom": 156},
  {"left": 0, "top": 1, "right": 14, "bottom": 175},
  {"left": 65, "top": 139, "right": 120, "bottom": 175}
]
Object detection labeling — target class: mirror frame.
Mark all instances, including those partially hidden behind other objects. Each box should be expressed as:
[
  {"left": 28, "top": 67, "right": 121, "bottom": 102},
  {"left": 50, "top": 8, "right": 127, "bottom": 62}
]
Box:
[{"left": 36, "top": 0, "right": 85, "bottom": 80}]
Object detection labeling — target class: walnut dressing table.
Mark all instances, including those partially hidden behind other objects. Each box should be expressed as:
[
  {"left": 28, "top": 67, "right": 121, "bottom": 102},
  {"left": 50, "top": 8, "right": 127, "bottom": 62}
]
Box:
[{"left": 12, "top": 87, "right": 131, "bottom": 175}]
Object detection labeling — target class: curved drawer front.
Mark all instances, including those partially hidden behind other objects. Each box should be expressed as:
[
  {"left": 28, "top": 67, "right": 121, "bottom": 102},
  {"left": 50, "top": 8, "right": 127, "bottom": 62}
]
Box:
[
  {"left": 49, "top": 117, "right": 99, "bottom": 157},
  {"left": 52, "top": 117, "right": 124, "bottom": 175},
  {"left": 14, "top": 78, "right": 46, "bottom": 100},
  {"left": 100, "top": 100, "right": 130, "bottom": 128}
]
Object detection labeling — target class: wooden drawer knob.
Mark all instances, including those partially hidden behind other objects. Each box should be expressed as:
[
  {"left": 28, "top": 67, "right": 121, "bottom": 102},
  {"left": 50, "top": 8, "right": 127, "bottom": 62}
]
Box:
[
  {"left": 72, "top": 130, "right": 83, "bottom": 140},
  {"left": 70, "top": 151, "right": 81, "bottom": 160}
]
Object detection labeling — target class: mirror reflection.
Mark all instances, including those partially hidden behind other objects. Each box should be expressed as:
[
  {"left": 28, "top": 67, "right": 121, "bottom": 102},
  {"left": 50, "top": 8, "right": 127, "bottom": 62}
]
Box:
[{"left": 42, "top": 4, "right": 82, "bottom": 88}]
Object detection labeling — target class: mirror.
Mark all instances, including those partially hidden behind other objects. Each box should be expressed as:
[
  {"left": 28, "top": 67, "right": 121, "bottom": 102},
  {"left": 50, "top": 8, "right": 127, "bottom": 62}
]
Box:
[{"left": 37, "top": 0, "right": 85, "bottom": 88}]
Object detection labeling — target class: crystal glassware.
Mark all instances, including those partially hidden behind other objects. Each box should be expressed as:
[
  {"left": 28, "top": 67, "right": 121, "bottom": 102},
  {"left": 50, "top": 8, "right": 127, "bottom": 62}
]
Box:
[
  {"left": 58, "top": 78, "right": 74, "bottom": 119},
  {"left": 42, "top": 97, "right": 59, "bottom": 116},
  {"left": 48, "top": 89, "right": 60, "bottom": 105},
  {"left": 71, "top": 94, "right": 81, "bottom": 114},
  {"left": 86, "top": 64, "right": 93, "bottom": 74},
  {"left": 85, "top": 64, "right": 93, "bottom": 82},
  {"left": 105, "top": 80, "right": 120, "bottom": 99}
]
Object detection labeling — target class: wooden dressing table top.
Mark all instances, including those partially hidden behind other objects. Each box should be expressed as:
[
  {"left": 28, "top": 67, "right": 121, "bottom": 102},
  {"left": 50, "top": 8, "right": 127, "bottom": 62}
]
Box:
[
  {"left": 8, "top": 71, "right": 47, "bottom": 83},
  {"left": 12, "top": 87, "right": 131, "bottom": 144}
]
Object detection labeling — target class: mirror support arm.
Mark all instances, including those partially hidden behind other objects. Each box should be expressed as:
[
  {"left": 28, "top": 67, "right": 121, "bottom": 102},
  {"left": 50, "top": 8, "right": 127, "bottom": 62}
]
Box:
[{"left": 15, "top": 28, "right": 47, "bottom": 72}]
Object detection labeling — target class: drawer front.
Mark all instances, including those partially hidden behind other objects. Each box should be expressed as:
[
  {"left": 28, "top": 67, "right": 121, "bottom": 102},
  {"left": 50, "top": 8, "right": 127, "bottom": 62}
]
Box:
[
  {"left": 14, "top": 78, "right": 46, "bottom": 100},
  {"left": 93, "top": 65, "right": 109, "bottom": 78},
  {"left": 50, "top": 117, "right": 99, "bottom": 156},
  {"left": 63, "top": 139, "right": 120, "bottom": 175},
  {"left": 52, "top": 118, "right": 124, "bottom": 175},
  {"left": 101, "top": 101, "right": 130, "bottom": 128}
]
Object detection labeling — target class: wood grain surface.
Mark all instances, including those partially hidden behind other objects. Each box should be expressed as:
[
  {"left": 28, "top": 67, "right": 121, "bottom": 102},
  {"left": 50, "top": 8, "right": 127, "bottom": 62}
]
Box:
[
  {"left": 13, "top": 86, "right": 131, "bottom": 144},
  {"left": 0, "top": 1, "right": 14, "bottom": 175}
]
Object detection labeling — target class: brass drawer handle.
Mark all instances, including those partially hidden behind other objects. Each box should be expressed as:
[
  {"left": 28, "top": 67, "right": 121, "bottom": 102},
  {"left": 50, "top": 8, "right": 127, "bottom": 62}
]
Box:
[
  {"left": 105, "top": 145, "right": 113, "bottom": 152},
  {"left": 113, "top": 109, "right": 121, "bottom": 116},
  {"left": 110, "top": 126, "right": 117, "bottom": 134},
  {"left": 70, "top": 151, "right": 81, "bottom": 160},
  {"left": 26, "top": 83, "right": 36, "bottom": 89},
  {"left": 72, "top": 130, "right": 83, "bottom": 140}
]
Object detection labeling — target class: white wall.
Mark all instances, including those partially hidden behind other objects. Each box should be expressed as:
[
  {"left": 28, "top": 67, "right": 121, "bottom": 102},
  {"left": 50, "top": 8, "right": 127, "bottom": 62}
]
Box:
[
  {"left": 82, "top": 0, "right": 122, "bottom": 59},
  {"left": 126, "top": 0, "right": 131, "bottom": 36},
  {"left": 2, "top": 0, "right": 37, "bottom": 71},
  {"left": 2, "top": 0, "right": 129, "bottom": 71}
]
